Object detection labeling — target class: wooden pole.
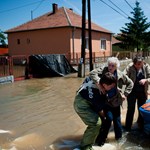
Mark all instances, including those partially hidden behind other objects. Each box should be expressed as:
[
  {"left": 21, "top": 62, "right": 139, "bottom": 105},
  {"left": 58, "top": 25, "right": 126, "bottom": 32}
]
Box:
[
  {"left": 87, "top": 0, "right": 93, "bottom": 71},
  {"left": 81, "top": 0, "right": 86, "bottom": 64},
  {"left": 78, "top": 0, "right": 86, "bottom": 77}
]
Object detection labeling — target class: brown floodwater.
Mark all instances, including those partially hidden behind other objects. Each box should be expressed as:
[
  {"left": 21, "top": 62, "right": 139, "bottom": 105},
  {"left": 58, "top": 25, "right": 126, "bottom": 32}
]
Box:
[{"left": 0, "top": 72, "right": 150, "bottom": 150}]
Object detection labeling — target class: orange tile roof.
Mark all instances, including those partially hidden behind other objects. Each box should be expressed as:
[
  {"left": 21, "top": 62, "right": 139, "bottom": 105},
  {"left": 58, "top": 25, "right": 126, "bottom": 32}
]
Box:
[
  {"left": 112, "top": 36, "right": 121, "bottom": 44},
  {"left": 5, "top": 6, "right": 112, "bottom": 34}
]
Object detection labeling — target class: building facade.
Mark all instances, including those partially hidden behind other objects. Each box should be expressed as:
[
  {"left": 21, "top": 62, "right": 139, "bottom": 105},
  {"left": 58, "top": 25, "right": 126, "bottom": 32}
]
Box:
[{"left": 5, "top": 3, "right": 112, "bottom": 63}]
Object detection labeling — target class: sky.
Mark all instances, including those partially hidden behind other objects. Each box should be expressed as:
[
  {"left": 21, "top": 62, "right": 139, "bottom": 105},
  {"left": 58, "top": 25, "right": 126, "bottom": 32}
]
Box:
[{"left": 0, "top": 0, "right": 150, "bottom": 36}]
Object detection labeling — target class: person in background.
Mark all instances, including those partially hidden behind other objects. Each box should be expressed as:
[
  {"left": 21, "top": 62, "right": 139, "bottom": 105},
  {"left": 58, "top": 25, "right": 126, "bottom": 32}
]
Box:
[
  {"left": 89, "top": 57, "right": 133, "bottom": 146},
  {"left": 124, "top": 56, "right": 150, "bottom": 131},
  {"left": 74, "top": 72, "right": 117, "bottom": 150}
]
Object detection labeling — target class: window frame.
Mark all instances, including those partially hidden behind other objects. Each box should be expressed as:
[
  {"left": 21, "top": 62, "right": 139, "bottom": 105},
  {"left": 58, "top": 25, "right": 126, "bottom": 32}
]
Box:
[
  {"left": 100, "top": 38, "right": 106, "bottom": 50},
  {"left": 17, "top": 39, "right": 20, "bottom": 45}
]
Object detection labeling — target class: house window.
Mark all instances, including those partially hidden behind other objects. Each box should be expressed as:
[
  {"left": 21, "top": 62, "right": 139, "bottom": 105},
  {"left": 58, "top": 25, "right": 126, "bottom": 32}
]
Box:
[
  {"left": 100, "top": 39, "right": 106, "bottom": 50},
  {"left": 17, "top": 39, "right": 20, "bottom": 45}
]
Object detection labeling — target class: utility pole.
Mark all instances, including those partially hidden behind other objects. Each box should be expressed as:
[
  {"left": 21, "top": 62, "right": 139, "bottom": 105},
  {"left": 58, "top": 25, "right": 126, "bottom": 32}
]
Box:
[
  {"left": 87, "top": 0, "right": 93, "bottom": 71},
  {"left": 78, "top": 0, "right": 93, "bottom": 77},
  {"left": 78, "top": 0, "right": 86, "bottom": 77},
  {"left": 31, "top": 11, "right": 33, "bottom": 20},
  {"left": 81, "top": 0, "right": 86, "bottom": 64}
]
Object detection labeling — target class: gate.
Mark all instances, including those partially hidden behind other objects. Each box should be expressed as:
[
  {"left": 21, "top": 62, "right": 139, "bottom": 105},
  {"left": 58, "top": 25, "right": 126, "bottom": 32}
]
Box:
[{"left": 0, "top": 55, "right": 29, "bottom": 80}]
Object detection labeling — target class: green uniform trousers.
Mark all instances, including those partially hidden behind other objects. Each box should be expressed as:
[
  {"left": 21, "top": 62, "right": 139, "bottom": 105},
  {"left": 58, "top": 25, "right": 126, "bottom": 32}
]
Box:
[{"left": 74, "top": 94, "right": 102, "bottom": 147}]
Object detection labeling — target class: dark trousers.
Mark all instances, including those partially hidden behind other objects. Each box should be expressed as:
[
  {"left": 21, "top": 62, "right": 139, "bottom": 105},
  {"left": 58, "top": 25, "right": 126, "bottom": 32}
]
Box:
[
  {"left": 98, "top": 105, "right": 122, "bottom": 141},
  {"left": 125, "top": 91, "right": 147, "bottom": 130}
]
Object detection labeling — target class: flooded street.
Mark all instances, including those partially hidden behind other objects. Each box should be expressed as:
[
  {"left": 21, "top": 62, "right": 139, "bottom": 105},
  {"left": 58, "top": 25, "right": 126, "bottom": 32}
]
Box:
[{"left": 0, "top": 72, "right": 150, "bottom": 150}]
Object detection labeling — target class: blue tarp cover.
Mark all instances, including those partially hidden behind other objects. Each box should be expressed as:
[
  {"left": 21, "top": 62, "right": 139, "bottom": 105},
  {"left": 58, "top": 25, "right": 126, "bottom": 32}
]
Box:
[
  {"left": 139, "top": 99, "right": 150, "bottom": 123},
  {"left": 139, "top": 99, "right": 150, "bottom": 136}
]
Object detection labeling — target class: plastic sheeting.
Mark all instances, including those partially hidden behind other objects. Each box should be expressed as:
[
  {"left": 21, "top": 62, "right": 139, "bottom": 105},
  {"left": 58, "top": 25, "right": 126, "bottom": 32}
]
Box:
[
  {"left": 29, "top": 54, "right": 77, "bottom": 77},
  {"left": 139, "top": 99, "right": 150, "bottom": 136},
  {"left": 139, "top": 99, "right": 150, "bottom": 123}
]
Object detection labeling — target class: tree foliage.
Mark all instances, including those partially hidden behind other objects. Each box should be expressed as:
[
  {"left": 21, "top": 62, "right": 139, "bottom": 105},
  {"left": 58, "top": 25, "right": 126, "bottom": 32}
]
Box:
[
  {"left": 0, "top": 29, "right": 6, "bottom": 46},
  {"left": 115, "top": 1, "right": 150, "bottom": 51}
]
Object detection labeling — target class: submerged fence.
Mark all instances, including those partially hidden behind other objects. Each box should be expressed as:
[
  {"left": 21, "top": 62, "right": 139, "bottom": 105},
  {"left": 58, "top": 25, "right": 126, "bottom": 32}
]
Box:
[
  {"left": 0, "top": 55, "right": 28, "bottom": 80},
  {"left": 0, "top": 51, "right": 149, "bottom": 80}
]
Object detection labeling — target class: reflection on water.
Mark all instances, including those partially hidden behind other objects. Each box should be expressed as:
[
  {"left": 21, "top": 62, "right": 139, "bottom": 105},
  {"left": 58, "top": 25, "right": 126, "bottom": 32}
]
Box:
[{"left": 0, "top": 72, "right": 150, "bottom": 150}]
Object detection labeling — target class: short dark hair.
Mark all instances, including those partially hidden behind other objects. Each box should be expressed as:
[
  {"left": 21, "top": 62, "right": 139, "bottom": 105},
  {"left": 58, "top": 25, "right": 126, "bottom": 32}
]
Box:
[
  {"left": 133, "top": 56, "right": 144, "bottom": 64},
  {"left": 100, "top": 72, "right": 117, "bottom": 85}
]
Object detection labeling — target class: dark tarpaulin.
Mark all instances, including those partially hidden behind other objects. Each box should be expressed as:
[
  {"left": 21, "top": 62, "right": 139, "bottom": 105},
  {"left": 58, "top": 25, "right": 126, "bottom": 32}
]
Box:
[{"left": 28, "top": 54, "right": 77, "bottom": 77}]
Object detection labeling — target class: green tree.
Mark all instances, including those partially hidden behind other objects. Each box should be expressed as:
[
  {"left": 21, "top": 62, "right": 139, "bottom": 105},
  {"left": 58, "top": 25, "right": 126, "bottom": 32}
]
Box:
[
  {"left": 0, "top": 29, "right": 6, "bottom": 46},
  {"left": 116, "top": 1, "right": 150, "bottom": 52}
]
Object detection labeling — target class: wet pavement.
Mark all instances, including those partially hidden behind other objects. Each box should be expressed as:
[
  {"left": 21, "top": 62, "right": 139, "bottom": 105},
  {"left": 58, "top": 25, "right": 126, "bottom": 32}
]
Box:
[{"left": 0, "top": 72, "right": 150, "bottom": 150}]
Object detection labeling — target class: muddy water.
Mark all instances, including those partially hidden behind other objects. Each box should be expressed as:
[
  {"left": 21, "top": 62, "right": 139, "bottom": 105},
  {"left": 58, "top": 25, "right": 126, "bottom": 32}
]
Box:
[{"left": 0, "top": 73, "right": 150, "bottom": 150}]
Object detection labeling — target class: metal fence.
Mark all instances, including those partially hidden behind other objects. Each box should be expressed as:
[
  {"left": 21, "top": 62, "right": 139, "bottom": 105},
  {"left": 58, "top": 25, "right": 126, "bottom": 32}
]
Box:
[
  {"left": 0, "top": 55, "right": 28, "bottom": 80},
  {"left": 0, "top": 56, "right": 10, "bottom": 77},
  {"left": 0, "top": 53, "right": 108, "bottom": 79},
  {"left": 0, "top": 51, "right": 149, "bottom": 80}
]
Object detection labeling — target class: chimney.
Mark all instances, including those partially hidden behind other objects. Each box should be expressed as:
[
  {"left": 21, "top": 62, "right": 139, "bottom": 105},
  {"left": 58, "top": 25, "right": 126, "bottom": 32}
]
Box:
[{"left": 52, "top": 3, "right": 58, "bottom": 14}]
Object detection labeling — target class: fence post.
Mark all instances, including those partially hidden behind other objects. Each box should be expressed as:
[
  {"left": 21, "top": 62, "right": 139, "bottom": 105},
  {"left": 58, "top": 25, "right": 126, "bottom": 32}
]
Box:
[
  {"left": 25, "top": 56, "right": 30, "bottom": 79},
  {"left": 2, "top": 57, "right": 6, "bottom": 75},
  {"left": 78, "top": 58, "right": 85, "bottom": 77},
  {"left": 8, "top": 56, "right": 13, "bottom": 75},
  {"left": 76, "top": 53, "right": 79, "bottom": 65},
  {"left": 93, "top": 52, "right": 95, "bottom": 63}
]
